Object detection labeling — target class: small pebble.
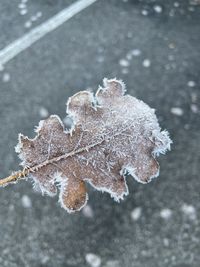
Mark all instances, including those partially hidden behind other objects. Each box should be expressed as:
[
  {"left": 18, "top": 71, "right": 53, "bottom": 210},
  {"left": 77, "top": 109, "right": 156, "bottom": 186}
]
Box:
[
  {"left": 131, "top": 207, "right": 142, "bottom": 221},
  {"left": 85, "top": 253, "right": 101, "bottom": 267},
  {"left": 160, "top": 208, "right": 172, "bottom": 219},
  {"left": 187, "top": 80, "right": 196, "bottom": 87},
  {"left": 154, "top": 5, "right": 163, "bottom": 13},
  {"left": 170, "top": 107, "right": 184, "bottom": 116},
  {"left": 2, "top": 73, "right": 10, "bottom": 83},
  {"left": 142, "top": 59, "right": 151, "bottom": 68},
  {"left": 21, "top": 195, "right": 32, "bottom": 208},
  {"left": 119, "top": 59, "right": 130, "bottom": 67}
]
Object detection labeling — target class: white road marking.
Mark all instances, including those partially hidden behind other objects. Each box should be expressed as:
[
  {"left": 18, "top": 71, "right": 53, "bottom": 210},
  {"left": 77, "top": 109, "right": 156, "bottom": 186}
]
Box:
[{"left": 0, "top": 0, "right": 98, "bottom": 66}]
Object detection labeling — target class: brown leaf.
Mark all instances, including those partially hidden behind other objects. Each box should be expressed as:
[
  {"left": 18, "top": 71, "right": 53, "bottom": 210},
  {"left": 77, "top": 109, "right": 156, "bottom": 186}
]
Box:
[{"left": 15, "top": 78, "right": 172, "bottom": 213}]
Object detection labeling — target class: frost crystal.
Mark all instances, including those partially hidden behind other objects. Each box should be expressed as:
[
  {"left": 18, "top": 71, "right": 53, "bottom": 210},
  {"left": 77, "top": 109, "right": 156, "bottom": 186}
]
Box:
[{"left": 16, "top": 78, "right": 172, "bottom": 212}]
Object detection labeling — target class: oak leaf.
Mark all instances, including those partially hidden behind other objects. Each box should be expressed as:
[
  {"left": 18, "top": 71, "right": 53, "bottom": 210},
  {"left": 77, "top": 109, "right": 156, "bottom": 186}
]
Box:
[{"left": 15, "top": 78, "right": 172, "bottom": 212}]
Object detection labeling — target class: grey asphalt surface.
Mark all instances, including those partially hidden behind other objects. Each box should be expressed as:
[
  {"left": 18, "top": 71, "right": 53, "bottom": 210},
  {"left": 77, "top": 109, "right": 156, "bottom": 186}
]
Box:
[{"left": 0, "top": 0, "right": 200, "bottom": 266}]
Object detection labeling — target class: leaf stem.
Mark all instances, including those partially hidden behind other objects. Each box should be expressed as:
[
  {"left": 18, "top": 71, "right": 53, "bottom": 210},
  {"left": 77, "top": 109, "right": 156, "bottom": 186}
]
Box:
[{"left": 0, "top": 169, "right": 29, "bottom": 187}]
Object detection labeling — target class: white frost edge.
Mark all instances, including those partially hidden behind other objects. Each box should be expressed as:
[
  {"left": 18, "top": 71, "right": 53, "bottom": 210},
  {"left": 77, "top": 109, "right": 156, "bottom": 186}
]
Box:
[
  {"left": 152, "top": 129, "right": 172, "bottom": 157},
  {"left": 121, "top": 164, "right": 160, "bottom": 184},
  {"left": 30, "top": 173, "right": 57, "bottom": 197},
  {"left": 103, "top": 77, "right": 127, "bottom": 94},
  {"left": 83, "top": 177, "right": 129, "bottom": 203}
]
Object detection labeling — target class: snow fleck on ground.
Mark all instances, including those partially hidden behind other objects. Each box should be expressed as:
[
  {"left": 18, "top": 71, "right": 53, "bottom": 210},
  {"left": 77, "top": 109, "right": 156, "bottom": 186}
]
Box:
[
  {"left": 131, "top": 207, "right": 142, "bottom": 221},
  {"left": 18, "top": 3, "right": 26, "bottom": 9},
  {"left": 187, "top": 80, "right": 196, "bottom": 87},
  {"left": 163, "top": 238, "right": 170, "bottom": 247},
  {"left": 174, "top": 2, "right": 180, "bottom": 8},
  {"left": 154, "top": 5, "right": 163, "bottom": 13},
  {"left": 126, "top": 49, "right": 141, "bottom": 60},
  {"left": 82, "top": 204, "right": 94, "bottom": 218},
  {"left": 21, "top": 195, "right": 32, "bottom": 208},
  {"left": 36, "top": 11, "right": 42, "bottom": 18},
  {"left": 160, "top": 208, "right": 172, "bottom": 219},
  {"left": 2, "top": 73, "right": 10, "bottom": 83},
  {"left": 41, "top": 255, "right": 50, "bottom": 265},
  {"left": 119, "top": 59, "right": 130, "bottom": 67},
  {"left": 190, "top": 104, "right": 199, "bottom": 113},
  {"left": 141, "top": 10, "right": 148, "bottom": 16},
  {"left": 181, "top": 204, "right": 197, "bottom": 220},
  {"left": 85, "top": 253, "right": 101, "bottom": 267},
  {"left": 20, "top": 9, "right": 27, "bottom": 15},
  {"left": 24, "top": 21, "right": 32, "bottom": 28},
  {"left": 39, "top": 107, "right": 49, "bottom": 118},
  {"left": 121, "top": 68, "right": 129, "bottom": 74},
  {"left": 142, "top": 59, "right": 151, "bottom": 67},
  {"left": 170, "top": 107, "right": 184, "bottom": 116},
  {"left": 131, "top": 49, "right": 141, "bottom": 56}
]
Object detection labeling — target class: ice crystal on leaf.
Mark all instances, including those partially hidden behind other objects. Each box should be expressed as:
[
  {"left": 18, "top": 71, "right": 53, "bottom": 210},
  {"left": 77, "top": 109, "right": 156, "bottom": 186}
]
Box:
[{"left": 15, "top": 78, "right": 172, "bottom": 213}]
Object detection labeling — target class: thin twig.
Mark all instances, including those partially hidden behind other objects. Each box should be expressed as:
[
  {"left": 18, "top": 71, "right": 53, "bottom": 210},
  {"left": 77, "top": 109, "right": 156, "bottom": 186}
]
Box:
[{"left": 0, "top": 169, "right": 29, "bottom": 187}]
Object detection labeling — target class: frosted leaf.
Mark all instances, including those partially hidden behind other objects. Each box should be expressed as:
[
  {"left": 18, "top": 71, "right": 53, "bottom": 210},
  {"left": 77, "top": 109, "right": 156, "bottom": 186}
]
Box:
[{"left": 16, "top": 78, "right": 172, "bottom": 212}]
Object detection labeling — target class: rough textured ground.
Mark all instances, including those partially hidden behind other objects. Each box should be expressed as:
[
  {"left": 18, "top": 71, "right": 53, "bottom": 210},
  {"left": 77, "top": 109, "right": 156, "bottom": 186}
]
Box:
[{"left": 0, "top": 0, "right": 200, "bottom": 266}]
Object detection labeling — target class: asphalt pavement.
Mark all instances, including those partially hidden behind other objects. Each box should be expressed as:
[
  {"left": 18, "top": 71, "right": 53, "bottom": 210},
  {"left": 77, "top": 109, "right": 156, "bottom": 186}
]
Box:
[{"left": 0, "top": 0, "right": 200, "bottom": 267}]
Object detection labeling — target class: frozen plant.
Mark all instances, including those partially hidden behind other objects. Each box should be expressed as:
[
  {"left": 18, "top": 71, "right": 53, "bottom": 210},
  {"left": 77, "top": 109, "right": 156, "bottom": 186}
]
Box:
[{"left": 0, "top": 78, "right": 172, "bottom": 213}]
